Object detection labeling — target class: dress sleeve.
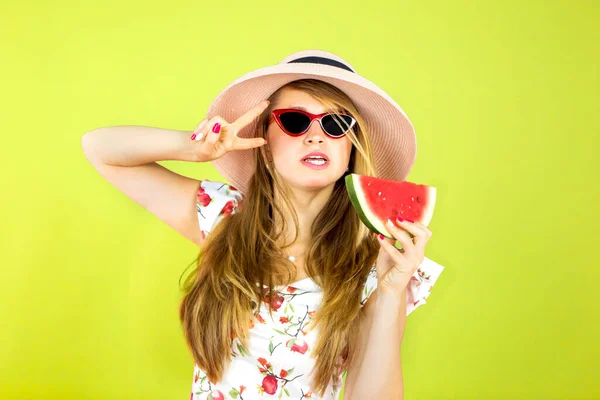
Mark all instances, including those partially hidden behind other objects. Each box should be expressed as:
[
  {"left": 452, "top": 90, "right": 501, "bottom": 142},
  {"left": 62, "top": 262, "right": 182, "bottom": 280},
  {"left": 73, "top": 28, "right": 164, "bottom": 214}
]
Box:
[
  {"left": 196, "top": 179, "right": 243, "bottom": 239},
  {"left": 405, "top": 256, "right": 444, "bottom": 315},
  {"left": 360, "top": 264, "right": 378, "bottom": 308},
  {"left": 360, "top": 256, "right": 445, "bottom": 315}
]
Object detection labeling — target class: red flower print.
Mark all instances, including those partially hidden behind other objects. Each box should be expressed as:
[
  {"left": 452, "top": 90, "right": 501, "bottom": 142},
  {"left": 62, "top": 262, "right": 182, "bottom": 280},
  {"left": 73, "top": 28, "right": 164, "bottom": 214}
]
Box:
[
  {"left": 200, "top": 230, "right": 206, "bottom": 240},
  {"left": 286, "top": 338, "right": 308, "bottom": 354},
  {"left": 197, "top": 192, "right": 212, "bottom": 207},
  {"left": 207, "top": 390, "right": 224, "bottom": 400},
  {"left": 263, "top": 293, "right": 284, "bottom": 311},
  {"left": 307, "top": 311, "right": 315, "bottom": 318},
  {"left": 414, "top": 300, "right": 420, "bottom": 306},
  {"left": 189, "top": 392, "right": 193, "bottom": 400},
  {"left": 279, "top": 316, "right": 289, "bottom": 324},
  {"left": 305, "top": 391, "right": 313, "bottom": 398},
  {"left": 248, "top": 317, "right": 255, "bottom": 329},
  {"left": 198, "top": 185, "right": 205, "bottom": 194},
  {"left": 257, "top": 357, "right": 268, "bottom": 367},
  {"left": 194, "top": 372, "right": 199, "bottom": 383},
  {"left": 262, "top": 375, "right": 278, "bottom": 395},
  {"left": 280, "top": 369, "right": 288, "bottom": 378},
  {"left": 240, "top": 385, "right": 246, "bottom": 394},
  {"left": 221, "top": 200, "right": 235, "bottom": 216},
  {"left": 256, "top": 314, "right": 266, "bottom": 324},
  {"left": 229, "top": 185, "right": 238, "bottom": 192},
  {"left": 286, "top": 286, "right": 297, "bottom": 293}
]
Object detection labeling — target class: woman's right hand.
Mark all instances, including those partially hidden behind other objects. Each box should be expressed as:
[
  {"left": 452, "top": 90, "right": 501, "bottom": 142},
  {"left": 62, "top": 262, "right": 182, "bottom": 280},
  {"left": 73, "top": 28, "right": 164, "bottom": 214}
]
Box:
[{"left": 189, "top": 100, "right": 270, "bottom": 162}]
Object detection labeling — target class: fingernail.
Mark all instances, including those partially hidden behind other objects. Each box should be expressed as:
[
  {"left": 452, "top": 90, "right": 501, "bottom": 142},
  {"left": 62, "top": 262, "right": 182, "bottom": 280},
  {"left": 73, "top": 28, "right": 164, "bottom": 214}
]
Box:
[
  {"left": 406, "top": 219, "right": 414, "bottom": 223},
  {"left": 190, "top": 134, "right": 196, "bottom": 140},
  {"left": 212, "top": 123, "right": 221, "bottom": 133},
  {"left": 195, "top": 133, "right": 203, "bottom": 141},
  {"left": 396, "top": 216, "right": 404, "bottom": 222},
  {"left": 378, "top": 234, "right": 384, "bottom": 240},
  {"left": 387, "top": 219, "right": 395, "bottom": 227}
]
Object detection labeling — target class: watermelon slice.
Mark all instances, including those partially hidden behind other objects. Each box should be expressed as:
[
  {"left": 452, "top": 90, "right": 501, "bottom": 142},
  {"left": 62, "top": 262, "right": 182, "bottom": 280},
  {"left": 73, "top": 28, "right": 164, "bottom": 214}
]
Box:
[{"left": 345, "top": 174, "right": 437, "bottom": 239}]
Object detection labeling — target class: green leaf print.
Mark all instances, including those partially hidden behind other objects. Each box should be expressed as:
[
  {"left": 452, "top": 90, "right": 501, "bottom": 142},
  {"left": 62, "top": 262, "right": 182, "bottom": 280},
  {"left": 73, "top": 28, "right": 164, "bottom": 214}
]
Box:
[
  {"left": 284, "top": 388, "right": 290, "bottom": 396},
  {"left": 237, "top": 342, "right": 251, "bottom": 357},
  {"left": 278, "top": 388, "right": 283, "bottom": 399},
  {"left": 273, "top": 328, "right": 286, "bottom": 335},
  {"left": 269, "top": 341, "right": 274, "bottom": 354},
  {"left": 284, "top": 303, "right": 289, "bottom": 313},
  {"left": 229, "top": 388, "right": 239, "bottom": 398},
  {"left": 287, "top": 367, "right": 295, "bottom": 375},
  {"left": 289, "top": 303, "right": 295, "bottom": 313}
]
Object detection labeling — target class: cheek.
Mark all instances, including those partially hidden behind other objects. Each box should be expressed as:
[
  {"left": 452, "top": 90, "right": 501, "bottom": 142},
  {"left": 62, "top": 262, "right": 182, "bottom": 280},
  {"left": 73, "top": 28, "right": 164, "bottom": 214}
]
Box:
[
  {"left": 266, "top": 130, "right": 284, "bottom": 152},
  {"left": 338, "top": 139, "right": 353, "bottom": 162},
  {"left": 267, "top": 134, "right": 295, "bottom": 162}
]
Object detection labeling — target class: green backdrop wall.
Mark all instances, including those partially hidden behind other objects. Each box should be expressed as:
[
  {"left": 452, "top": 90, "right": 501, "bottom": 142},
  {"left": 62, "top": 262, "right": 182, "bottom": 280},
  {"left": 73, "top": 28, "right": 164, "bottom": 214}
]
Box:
[{"left": 1, "top": 0, "right": 598, "bottom": 399}]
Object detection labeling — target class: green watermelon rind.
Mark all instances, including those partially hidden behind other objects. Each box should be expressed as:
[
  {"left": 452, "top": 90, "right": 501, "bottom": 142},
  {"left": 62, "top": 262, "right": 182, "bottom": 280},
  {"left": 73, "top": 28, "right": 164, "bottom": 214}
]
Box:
[
  {"left": 345, "top": 174, "right": 437, "bottom": 239},
  {"left": 345, "top": 174, "right": 391, "bottom": 238}
]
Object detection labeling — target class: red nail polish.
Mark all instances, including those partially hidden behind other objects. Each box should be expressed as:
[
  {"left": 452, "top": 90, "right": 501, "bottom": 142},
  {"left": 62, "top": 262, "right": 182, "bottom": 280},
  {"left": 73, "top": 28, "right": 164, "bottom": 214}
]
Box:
[
  {"left": 396, "top": 217, "right": 404, "bottom": 222},
  {"left": 378, "top": 234, "right": 384, "bottom": 240},
  {"left": 190, "top": 134, "right": 196, "bottom": 140},
  {"left": 406, "top": 219, "right": 414, "bottom": 223},
  {"left": 212, "top": 123, "right": 221, "bottom": 133}
]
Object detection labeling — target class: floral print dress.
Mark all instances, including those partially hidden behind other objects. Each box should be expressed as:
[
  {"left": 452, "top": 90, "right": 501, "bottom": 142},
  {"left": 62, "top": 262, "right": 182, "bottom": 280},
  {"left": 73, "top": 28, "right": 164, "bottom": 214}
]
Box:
[{"left": 191, "top": 180, "right": 445, "bottom": 400}]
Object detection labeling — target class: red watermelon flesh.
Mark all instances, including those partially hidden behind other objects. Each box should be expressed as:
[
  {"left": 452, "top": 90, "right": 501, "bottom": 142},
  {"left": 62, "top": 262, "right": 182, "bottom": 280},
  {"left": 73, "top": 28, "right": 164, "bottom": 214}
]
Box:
[{"left": 345, "top": 174, "right": 437, "bottom": 239}]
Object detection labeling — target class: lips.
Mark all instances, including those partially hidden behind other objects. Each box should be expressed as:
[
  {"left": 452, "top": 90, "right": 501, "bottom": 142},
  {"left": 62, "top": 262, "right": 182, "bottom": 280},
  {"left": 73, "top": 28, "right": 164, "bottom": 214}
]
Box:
[{"left": 301, "top": 151, "right": 329, "bottom": 162}]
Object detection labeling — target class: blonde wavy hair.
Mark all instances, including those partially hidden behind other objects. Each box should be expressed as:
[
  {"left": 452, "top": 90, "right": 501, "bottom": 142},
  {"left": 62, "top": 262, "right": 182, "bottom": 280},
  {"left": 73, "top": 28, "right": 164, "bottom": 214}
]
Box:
[{"left": 179, "top": 79, "right": 380, "bottom": 397}]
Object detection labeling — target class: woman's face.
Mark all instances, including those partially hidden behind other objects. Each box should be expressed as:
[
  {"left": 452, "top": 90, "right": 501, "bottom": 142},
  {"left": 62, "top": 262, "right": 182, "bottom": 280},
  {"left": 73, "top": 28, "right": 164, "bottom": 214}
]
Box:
[{"left": 266, "top": 88, "right": 353, "bottom": 191}]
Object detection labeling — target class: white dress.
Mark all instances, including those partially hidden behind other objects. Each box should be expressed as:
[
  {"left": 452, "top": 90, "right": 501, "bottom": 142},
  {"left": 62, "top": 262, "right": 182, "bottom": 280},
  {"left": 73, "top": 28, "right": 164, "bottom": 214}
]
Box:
[{"left": 190, "top": 179, "right": 445, "bottom": 400}]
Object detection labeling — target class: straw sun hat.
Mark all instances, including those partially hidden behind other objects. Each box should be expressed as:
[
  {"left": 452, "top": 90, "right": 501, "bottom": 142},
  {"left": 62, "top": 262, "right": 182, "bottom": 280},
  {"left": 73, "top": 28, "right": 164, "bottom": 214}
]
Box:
[{"left": 206, "top": 49, "right": 417, "bottom": 194}]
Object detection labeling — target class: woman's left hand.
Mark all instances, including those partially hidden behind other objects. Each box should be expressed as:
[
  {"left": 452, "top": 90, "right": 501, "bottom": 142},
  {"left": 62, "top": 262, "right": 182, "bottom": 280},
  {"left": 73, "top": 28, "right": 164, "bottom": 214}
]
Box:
[{"left": 375, "top": 218, "right": 433, "bottom": 296}]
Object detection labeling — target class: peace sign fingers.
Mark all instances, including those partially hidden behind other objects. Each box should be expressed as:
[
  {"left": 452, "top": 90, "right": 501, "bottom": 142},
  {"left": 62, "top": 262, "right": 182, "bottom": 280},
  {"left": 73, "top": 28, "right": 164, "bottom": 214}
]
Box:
[
  {"left": 229, "top": 100, "right": 271, "bottom": 133},
  {"left": 189, "top": 100, "right": 271, "bottom": 162}
]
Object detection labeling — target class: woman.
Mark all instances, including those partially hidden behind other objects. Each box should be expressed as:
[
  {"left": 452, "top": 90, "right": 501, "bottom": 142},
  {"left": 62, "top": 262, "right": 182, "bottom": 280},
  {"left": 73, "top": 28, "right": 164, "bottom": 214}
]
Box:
[{"left": 82, "top": 50, "right": 444, "bottom": 400}]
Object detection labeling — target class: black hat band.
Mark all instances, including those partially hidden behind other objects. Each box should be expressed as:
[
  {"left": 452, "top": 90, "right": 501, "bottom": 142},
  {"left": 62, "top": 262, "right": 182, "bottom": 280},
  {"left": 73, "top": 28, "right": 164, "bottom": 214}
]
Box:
[{"left": 288, "top": 56, "right": 355, "bottom": 73}]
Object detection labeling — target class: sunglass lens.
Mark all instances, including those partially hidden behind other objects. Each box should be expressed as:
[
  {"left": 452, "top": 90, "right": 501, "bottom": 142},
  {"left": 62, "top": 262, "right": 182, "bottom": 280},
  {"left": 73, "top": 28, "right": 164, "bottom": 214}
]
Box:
[
  {"left": 322, "top": 114, "right": 355, "bottom": 137},
  {"left": 279, "top": 112, "right": 311, "bottom": 135}
]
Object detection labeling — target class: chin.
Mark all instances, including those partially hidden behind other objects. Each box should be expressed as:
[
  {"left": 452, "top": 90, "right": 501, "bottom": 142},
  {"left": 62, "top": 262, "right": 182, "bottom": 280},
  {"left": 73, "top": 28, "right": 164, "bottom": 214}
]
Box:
[
  {"left": 279, "top": 168, "right": 343, "bottom": 190},
  {"left": 297, "top": 176, "right": 339, "bottom": 190}
]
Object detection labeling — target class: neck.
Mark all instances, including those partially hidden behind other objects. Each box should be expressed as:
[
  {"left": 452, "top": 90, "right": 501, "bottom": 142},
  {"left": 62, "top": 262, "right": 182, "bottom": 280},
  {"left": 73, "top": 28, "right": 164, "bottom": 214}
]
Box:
[{"left": 273, "top": 182, "right": 335, "bottom": 253}]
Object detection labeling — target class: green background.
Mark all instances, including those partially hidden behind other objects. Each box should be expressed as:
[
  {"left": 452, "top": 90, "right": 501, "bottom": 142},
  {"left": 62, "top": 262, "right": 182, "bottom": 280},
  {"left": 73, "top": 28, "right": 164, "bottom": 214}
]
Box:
[{"left": 2, "top": 0, "right": 598, "bottom": 399}]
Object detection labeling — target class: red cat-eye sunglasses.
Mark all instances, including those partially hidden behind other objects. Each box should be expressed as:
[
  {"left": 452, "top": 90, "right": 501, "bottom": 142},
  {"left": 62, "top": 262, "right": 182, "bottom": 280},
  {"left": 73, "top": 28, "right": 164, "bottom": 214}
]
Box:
[{"left": 269, "top": 109, "right": 357, "bottom": 139}]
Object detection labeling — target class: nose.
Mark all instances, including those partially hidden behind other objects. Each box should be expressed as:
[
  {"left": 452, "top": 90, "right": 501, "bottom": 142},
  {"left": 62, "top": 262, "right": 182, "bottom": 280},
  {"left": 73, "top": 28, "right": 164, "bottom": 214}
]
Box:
[{"left": 303, "top": 120, "right": 325, "bottom": 144}]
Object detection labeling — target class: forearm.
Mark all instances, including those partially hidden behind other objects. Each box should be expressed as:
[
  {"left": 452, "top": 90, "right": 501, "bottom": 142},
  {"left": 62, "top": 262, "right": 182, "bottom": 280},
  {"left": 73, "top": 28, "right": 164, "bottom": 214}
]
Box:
[
  {"left": 349, "top": 291, "right": 407, "bottom": 399},
  {"left": 81, "top": 125, "right": 201, "bottom": 166}
]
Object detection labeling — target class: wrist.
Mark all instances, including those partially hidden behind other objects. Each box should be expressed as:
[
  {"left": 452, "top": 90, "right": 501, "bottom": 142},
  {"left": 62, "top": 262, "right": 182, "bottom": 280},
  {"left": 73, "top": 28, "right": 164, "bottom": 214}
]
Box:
[
  {"left": 179, "top": 130, "right": 207, "bottom": 162},
  {"left": 376, "top": 288, "right": 406, "bottom": 308}
]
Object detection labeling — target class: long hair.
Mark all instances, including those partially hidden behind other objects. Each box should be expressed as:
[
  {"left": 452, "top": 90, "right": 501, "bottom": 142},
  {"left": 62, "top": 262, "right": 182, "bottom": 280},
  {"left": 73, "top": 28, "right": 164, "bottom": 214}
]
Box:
[{"left": 179, "top": 79, "right": 381, "bottom": 397}]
